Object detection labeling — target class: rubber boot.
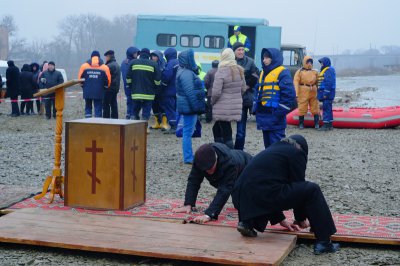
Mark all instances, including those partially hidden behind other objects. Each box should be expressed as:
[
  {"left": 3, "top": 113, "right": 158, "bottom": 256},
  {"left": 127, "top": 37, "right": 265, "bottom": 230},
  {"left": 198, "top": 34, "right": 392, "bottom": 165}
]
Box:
[
  {"left": 150, "top": 115, "right": 161, "bottom": 129},
  {"left": 160, "top": 115, "right": 170, "bottom": 131},
  {"left": 163, "top": 125, "right": 176, "bottom": 135},
  {"left": 314, "top": 115, "right": 320, "bottom": 129},
  {"left": 299, "top": 116, "right": 305, "bottom": 129}
]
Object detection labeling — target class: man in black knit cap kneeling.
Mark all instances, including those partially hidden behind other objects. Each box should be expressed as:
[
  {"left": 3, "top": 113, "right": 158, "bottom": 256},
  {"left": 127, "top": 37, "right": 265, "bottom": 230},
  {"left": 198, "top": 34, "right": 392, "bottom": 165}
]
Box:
[{"left": 173, "top": 143, "right": 252, "bottom": 224}]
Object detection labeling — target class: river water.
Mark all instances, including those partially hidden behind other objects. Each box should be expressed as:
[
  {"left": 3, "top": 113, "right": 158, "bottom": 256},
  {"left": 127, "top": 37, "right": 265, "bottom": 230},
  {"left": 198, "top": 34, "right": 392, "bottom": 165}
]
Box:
[{"left": 337, "top": 75, "right": 400, "bottom": 107}]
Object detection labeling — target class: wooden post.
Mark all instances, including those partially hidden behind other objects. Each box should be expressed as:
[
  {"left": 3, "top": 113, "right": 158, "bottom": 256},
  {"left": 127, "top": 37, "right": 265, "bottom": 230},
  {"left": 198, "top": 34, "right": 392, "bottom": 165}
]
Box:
[{"left": 33, "top": 79, "right": 84, "bottom": 203}]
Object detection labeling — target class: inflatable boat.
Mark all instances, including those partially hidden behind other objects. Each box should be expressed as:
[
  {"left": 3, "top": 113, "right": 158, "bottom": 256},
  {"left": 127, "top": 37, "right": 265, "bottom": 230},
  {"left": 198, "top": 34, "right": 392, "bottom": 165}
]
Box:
[{"left": 287, "top": 106, "right": 400, "bottom": 129}]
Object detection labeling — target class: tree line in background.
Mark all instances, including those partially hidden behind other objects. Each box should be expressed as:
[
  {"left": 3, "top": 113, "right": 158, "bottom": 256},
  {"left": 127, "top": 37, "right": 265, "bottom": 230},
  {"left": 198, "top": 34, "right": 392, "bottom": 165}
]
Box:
[
  {"left": 1, "top": 14, "right": 400, "bottom": 75},
  {"left": 1, "top": 14, "right": 136, "bottom": 77}
]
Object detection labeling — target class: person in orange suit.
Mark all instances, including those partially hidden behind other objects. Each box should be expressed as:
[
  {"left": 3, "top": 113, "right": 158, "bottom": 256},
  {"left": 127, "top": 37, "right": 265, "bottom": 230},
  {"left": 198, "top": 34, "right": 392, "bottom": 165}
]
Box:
[{"left": 293, "top": 56, "right": 319, "bottom": 129}]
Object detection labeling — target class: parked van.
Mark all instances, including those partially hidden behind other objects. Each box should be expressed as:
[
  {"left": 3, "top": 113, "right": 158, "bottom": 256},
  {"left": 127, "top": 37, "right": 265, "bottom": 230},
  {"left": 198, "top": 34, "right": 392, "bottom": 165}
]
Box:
[{"left": 134, "top": 15, "right": 305, "bottom": 73}]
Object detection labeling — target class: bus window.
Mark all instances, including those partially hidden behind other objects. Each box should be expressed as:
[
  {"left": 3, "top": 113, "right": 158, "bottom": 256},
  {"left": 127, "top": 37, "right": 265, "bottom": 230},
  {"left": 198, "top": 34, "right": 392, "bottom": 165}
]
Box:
[
  {"left": 157, "top": 34, "right": 177, "bottom": 47},
  {"left": 282, "top": 50, "right": 300, "bottom": 66},
  {"left": 204, "top": 36, "right": 225, "bottom": 49},
  {"left": 181, "top": 35, "right": 201, "bottom": 48}
]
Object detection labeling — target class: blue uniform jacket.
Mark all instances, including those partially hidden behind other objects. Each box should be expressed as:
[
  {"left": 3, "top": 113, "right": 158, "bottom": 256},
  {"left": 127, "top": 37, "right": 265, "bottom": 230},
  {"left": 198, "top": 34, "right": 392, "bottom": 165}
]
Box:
[
  {"left": 317, "top": 57, "right": 336, "bottom": 101},
  {"left": 121, "top": 47, "right": 140, "bottom": 89},
  {"left": 254, "top": 48, "right": 296, "bottom": 131},
  {"left": 161, "top": 48, "right": 179, "bottom": 97}
]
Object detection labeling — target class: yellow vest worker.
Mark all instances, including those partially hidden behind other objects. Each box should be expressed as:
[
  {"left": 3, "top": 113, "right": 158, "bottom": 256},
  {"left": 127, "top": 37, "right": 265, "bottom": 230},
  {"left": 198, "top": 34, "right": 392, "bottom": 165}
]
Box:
[
  {"left": 293, "top": 56, "right": 319, "bottom": 129},
  {"left": 228, "top": 26, "right": 251, "bottom": 53}
]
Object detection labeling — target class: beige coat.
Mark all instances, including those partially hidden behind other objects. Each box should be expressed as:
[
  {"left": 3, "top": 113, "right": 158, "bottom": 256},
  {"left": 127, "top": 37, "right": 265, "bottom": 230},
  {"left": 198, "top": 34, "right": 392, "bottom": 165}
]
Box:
[{"left": 211, "top": 66, "right": 246, "bottom": 121}]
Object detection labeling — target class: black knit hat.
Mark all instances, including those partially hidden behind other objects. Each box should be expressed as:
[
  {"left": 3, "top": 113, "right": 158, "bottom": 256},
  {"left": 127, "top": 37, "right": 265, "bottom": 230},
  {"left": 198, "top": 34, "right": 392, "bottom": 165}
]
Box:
[
  {"left": 140, "top": 48, "right": 150, "bottom": 56},
  {"left": 194, "top": 144, "right": 217, "bottom": 171},
  {"left": 91, "top": 50, "right": 100, "bottom": 57},
  {"left": 211, "top": 60, "right": 219, "bottom": 68},
  {"left": 232, "top": 42, "right": 244, "bottom": 52},
  {"left": 288, "top": 135, "right": 308, "bottom": 155},
  {"left": 48, "top": 61, "right": 55, "bottom": 66},
  {"left": 104, "top": 50, "right": 114, "bottom": 56}
]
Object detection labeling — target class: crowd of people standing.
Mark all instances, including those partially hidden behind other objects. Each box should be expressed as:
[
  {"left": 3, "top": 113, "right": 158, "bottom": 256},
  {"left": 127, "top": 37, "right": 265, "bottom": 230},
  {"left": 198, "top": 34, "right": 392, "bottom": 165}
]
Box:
[{"left": 2, "top": 41, "right": 336, "bottom": 163}]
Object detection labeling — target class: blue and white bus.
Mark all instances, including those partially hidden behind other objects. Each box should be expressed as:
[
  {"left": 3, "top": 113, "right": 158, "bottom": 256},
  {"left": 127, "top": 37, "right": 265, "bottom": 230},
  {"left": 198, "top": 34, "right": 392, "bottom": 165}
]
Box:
[{"left": 134, "top": 15, "right": 306, "bottom": 74}]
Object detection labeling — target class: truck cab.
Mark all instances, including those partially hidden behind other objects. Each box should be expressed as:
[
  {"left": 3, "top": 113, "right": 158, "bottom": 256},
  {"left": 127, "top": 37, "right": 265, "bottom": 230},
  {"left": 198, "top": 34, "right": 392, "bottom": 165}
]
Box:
[{"left": 281, "top": 44, "right": 307, "bottom": 78}]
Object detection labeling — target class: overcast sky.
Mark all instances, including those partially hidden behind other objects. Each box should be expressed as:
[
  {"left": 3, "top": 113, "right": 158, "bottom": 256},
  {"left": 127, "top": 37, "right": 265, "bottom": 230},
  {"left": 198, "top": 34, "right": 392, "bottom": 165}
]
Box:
[{"left": 1, "top": 0, "right": 399, "bottom": 55}]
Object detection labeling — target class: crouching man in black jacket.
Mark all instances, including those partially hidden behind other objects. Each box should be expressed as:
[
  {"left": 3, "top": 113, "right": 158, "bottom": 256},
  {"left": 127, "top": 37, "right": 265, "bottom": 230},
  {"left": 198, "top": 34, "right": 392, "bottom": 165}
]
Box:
[{"left": 172, "top": 143, "right": 252, "bottom": 223}]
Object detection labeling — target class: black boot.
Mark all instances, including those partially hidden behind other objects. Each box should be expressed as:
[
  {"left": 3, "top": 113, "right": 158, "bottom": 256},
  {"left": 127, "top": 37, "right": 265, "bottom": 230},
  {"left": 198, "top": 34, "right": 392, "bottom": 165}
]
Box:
[
  {"left": 237, "top": 221, "right": 257, "bottom": 237},
  {"left": 318, "top": 122, "right": 330, "bottom": 131},
  {"left": 314, "top": 240, "right": 340, "bottom": 255},
  {"left": 299, "top": 116, "right": 305, "bottom": 129},
  {"left": 314, "top": 115, "right": 320, "bottom": 129}
]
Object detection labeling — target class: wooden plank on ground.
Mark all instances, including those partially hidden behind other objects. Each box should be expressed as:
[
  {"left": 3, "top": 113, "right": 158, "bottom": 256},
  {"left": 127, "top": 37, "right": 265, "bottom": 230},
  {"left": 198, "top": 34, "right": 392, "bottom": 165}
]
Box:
[
  {"left": 0, "top": 209, "right": 296, "bottom": 266},
  {"left": 265, "top": 229, "right": 400, "bottom": 246}
]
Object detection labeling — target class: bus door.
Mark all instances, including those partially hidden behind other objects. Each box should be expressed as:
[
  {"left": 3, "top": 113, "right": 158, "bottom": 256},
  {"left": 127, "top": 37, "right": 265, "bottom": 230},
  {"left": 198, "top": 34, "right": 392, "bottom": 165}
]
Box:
[{"left": 228, "top": 25, "right": 256, "bottom": 59}]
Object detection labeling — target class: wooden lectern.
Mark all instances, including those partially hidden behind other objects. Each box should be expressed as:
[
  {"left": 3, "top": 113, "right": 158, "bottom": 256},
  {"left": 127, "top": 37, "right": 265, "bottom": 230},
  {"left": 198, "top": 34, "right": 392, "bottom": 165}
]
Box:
[
  {"left": 64, "top": 119, "right": 147, "bottom": 210},
  {"left": 33, "top": 79, "right": 84, "bottom": 203}
]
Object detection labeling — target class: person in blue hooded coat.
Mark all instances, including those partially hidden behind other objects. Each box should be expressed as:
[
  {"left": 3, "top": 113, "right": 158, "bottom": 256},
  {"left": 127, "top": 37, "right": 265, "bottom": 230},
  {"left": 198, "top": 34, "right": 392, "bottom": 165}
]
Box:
[
  {"left": 176, "top": 49, "right": 206, "bottom": 164},
  {"left": 149, "top": 50, "right": 167, "bottom": 130},
  {"left": 317, "top": 57, "right": 336, "bottom": 131},
  {"left": 252, "top": 48, "right": 296, "bottom": 149},
  {"left": 121, "top": 46, "right": 140, "bottom": 119},
  {"left": 161, "top": 48, "right": 179, "bottom": 133}
]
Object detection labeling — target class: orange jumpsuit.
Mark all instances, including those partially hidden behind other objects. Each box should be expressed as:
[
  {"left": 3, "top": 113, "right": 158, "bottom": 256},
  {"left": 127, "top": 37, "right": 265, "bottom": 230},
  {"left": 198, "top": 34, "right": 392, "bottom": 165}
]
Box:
[{"left": 294, "top": 56, "right": 319, "bottom": 116}]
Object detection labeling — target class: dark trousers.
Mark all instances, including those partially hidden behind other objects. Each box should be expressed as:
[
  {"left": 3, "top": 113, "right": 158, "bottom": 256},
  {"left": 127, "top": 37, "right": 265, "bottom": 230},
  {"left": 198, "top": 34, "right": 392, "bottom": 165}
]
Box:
[
  {"left": 103, "top": 91, "right": 118, "bottom": 119},
  {"left": 205, "top": 96, "right": 213, "bottom": 123},
  {"left": 234, "top": 106, "right": 250, "bottom": 150},
  {"left": 246, "top": 182, "right": 337, "bottom": 241},
  {"left": 85, "top": 99, "right": 102, "bottom": 118},
  {"left": 262, "top": 129, "right": 285, "bottom": 149},
  {"left": 212, "top": 121, "right": 233, "bottom": 148},
  {"left": 10, "top": 96, "right": 20, "bottom": 115},
  {"left": 132, "top": 99, "right": 153, "bottom": 120},
  {"left": 160, "top": 96, "right": 177, "bottom": 127},
  {"left": 322, "top": 100, "right": 333, "bottom": 123},
  {"left": 20, "top": 101, "right": 33, "bottom": 114},
  {"left": 45, "top": 98, "right": 56, "bottom": 118},
  {"left": 35, "top": 98, "right": 41, "bottom": 113},
  {"left": 124, "top": 86, "right": 133, "bottom": 119},
  {"left": 281, "top": 182, "right": 337, "bottom": 241},
  {"left": 152, "top": 94, "right": 164, "bottom": 120}
]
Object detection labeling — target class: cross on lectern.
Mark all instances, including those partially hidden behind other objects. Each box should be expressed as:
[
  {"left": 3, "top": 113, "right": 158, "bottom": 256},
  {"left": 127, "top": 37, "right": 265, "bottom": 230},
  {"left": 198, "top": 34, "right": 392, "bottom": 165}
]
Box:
[
  {"left": 85, "top": 140, "right": 103, "bottom": 194},
  {"left": 131, "top": 140, "right": 139, "bottom": 192}
]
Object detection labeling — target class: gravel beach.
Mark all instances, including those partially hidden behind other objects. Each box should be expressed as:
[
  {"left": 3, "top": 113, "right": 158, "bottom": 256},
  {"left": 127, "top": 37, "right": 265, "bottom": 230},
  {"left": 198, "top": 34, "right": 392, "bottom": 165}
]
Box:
[{"left": 0, "top": 87, "right": 399, "bottom": 265}]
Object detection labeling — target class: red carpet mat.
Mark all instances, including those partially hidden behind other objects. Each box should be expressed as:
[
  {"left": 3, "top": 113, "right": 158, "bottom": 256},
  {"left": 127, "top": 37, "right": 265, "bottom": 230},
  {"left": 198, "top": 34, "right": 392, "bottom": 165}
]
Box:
[{"left": 10, "top": 197, "right": 400, "bottom": 245}]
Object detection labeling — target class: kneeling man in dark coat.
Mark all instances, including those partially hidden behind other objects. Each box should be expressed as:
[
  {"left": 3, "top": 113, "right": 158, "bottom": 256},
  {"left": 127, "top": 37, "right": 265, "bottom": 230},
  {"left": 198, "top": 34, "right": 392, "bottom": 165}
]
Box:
[
  {"left": 232, "top": 135, "right": 340, "bottom": 255},
  {"left": 173, "top": 143, "right": 252, "bottom": 224}
]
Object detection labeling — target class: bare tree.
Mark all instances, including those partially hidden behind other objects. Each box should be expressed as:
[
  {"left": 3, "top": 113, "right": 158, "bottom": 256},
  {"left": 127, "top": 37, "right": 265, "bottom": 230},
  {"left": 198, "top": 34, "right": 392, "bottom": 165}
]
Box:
[{"left": 0, "top": 15, "right": 18, "bottom": 36}]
